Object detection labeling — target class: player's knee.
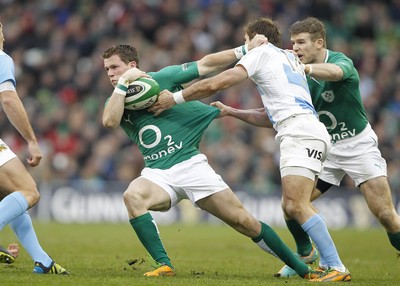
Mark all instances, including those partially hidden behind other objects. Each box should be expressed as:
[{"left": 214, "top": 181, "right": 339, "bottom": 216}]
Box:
[
  {"left": 24, "top": 185, "right": 40, "bottom": 207},
  {"left": 283, "top": 199, "right": 301, "bottom": 219},
  {"left": 232, "top": 213, "right": 260, "bottom": 237},
  {"left": 375, "top": 207, "right": 397, "bottom": 228},
  {"left": 123, "top": 189, "right": 144, "bottom": 210}
]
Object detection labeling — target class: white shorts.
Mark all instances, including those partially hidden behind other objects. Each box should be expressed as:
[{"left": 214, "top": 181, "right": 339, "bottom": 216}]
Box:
[
  {"left": 141, "top": 154, "right": 229, "bottom": 209},
  {"left": 275, "top": 114, "right": 331, "bottom": 179},
  {"left": 320, "top": 124, "right": 387, "bottom": 187},
  {"left": 0, "top": 139, "right": 17, "bottom": 167}
]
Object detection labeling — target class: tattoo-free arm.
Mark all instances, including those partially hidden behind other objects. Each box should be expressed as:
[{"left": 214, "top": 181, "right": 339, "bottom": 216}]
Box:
[
  {"left": 211, "top": 101, "right": 272, "bottom": 128},
  {"left": 197, "top": 35, "right": 267, "bottom": 76},
  {"left": 305, "top": 63, "right": 343, "bottom": 81},
  {"left": 149, "top": 65, "right": 248, "bottom": 116}
]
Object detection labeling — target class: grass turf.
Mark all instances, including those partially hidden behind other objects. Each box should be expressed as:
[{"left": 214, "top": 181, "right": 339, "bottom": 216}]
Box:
[{"left": 0, "top": 222, "right": 398, "bottom": 285}]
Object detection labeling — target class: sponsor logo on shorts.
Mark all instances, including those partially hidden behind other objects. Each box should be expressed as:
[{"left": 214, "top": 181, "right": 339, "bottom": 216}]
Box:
[
  {"left": 0, "top": 144, "right": 8, "bottom": 152},
  {"left": 306, "top": 148, "right": 322, "bottom": 160}
]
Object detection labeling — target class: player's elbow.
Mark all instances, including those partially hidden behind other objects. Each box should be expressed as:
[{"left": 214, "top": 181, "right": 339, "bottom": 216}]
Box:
[
  {"left": 102, "top": 116, "right": 119, "bottom": 129},
  {"left": 331, "top": 66, "right": 344, "bottom": 81}
]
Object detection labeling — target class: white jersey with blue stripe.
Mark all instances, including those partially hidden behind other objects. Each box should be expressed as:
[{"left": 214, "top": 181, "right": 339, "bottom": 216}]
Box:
[
  {"left": 238, "top": 43, "right": 317, "bottom": 130},
  {"left": 0, "top": 50, "right": 16, "bottom": 87}
]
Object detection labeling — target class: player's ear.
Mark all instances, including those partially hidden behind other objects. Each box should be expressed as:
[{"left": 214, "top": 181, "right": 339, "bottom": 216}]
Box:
[
  {"left": 315, "top": 38, "right": 324, "bottom": 49},
  {"left": 129, "top": 61, "right": 137, "bottom": 68}
]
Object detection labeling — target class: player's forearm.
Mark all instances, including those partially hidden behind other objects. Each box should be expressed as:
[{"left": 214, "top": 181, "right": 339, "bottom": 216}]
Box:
[
  {"left": 227, "top": 107, "right": 272, "bottom": 128},
  {"left": 180, "top": 77, "right": 222, "bottom": 102},
  {"left": 305, "top": 63, "right": 343, "bottom": 81},
  {"left": 103, "top": 93, "right": 125, "bottom": 129},
  {"left": 197, "top": 44, "right": 249, "bottom": 76},
  {"left": 197, "top": 49, "right": 237, "bottom": 76},
  {"left": 1, "top": 91, "right": 37, "bottom": 143}
]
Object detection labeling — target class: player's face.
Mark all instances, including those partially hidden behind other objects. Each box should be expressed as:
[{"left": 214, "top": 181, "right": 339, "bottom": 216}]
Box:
[
  {"left": 290, "top": 32, "right": 320, "bottom": 64},
  {"left": 103, "top": 54, "right": 132, "bottom": 87}
]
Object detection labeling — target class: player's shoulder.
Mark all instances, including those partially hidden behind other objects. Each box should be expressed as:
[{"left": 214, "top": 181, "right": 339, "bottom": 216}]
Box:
[
  {"left": 0, "top": 50, "right": 13, "bottom": 64},
  {"left": 327, "top": 50, "right": 353, "bottom": 64},
  {"left": 0, "top": 50, "right": 11, "bottom": 58}
]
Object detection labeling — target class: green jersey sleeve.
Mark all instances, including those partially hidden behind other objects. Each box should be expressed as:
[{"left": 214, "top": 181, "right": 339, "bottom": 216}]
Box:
[{"left": 149, "top": 62, "right": 199, "bottom": 92}]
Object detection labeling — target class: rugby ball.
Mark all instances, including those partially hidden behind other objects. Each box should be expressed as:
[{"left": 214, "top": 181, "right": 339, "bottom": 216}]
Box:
[{"left": 124, "top": 78, "right": 160, "bottom": 110}]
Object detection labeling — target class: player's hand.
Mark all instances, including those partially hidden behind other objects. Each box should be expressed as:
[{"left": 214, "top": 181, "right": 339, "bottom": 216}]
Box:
[
  {"left": 210, "top": 101, "right": 231, "bottom": 118},
  {"left": 248, "top": 34, "right": 268, "bottom": 50},
  {"left": 119, "top": 68, "right": 150, "bottom": 84},
  {"left": 285, "top": 49, "right": 306, "bottom": 72},
  {"left": 7, "top": 243, "right": 19, "bottom": 258},
  {"left": 26, "top": 141, "right": 42, "bottom": 167},
  {"left": 148, "top": 90, "right": 176, "bottom": 116}
]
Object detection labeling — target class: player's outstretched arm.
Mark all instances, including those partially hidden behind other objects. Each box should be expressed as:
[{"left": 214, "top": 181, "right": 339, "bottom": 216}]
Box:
[
  {"left": 197, "top": 34, "right": 267, "bottom": 76},
  {"left": 210, "top": 101, "right": 272, "bottom": 128},
  {"left": 303, "top": 63, "right": 343, "bottom": 81},
  {"left": 150, "top": 65, "right": 248, "bottom": 116}
]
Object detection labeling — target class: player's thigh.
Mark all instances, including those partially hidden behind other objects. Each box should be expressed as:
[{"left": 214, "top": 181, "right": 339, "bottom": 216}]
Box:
[
  {"left": 281, "top": 174, "right": 315, "bottom": 204},
  {"left": 0, "top": 158, "right": 37, "bottom": 197},
  {"left": 126, "top": 177, "right": 171, "bottom": 211}
]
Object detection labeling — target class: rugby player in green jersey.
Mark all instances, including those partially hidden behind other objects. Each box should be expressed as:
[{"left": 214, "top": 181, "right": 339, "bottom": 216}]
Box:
[
  {"left": 273, "top": 16, "right": 400, "bottom": 280},
  {"left": 101, "top": 42, "right": 322, "bottom": 279}
]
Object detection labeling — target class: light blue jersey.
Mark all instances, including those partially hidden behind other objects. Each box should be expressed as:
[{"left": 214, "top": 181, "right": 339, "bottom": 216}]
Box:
[
  {"left": 0, "top": 50, "right": 16, "bottom": 87},
  {"left": 238, "top": 43, "right": 317, "bottom": 129}
]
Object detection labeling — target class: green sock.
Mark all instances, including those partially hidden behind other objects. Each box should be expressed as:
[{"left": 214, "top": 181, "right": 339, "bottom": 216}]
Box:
[
  {"left": 286, "top": 219, "right": 313, "bottom": 256},
  {"left": 387, "top": 231, "right": 400, "bottom": 251},
  {"left": 129, "top": 212, "right": 172, "bottom": 268},
  {"left": 252, "top": 222, "right": 309, "bottom": 277}
]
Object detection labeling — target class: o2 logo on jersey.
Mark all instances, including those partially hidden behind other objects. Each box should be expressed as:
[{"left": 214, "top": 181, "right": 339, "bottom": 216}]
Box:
[
  {"left": 139, "top": 125, "right": 162, "bottom": 148},
  {"left": 139, "top": 125, "right": 183, "bottom": 161},
  {"left": 321, "top": 90, "right": 334, "bottom": 102}
]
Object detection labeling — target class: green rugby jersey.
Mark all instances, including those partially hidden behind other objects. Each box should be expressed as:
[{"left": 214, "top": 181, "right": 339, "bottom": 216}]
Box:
[
  {"left": 308, "top": 50, "right": 368, "bottom": 143},
  {"left": 118, "top": 62, "right": 220, "bottom": 169}
]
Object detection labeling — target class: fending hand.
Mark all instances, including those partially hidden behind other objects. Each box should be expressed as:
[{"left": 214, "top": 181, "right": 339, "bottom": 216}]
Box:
[
  {"left": 210, "top": 101, "right": 231, "bottom": 118},
  {"left": 148, "top": 90, "right": 176, "bottom": 116},
  {"left": 248, "top": 34, "right": 269, "bottom": 51}
]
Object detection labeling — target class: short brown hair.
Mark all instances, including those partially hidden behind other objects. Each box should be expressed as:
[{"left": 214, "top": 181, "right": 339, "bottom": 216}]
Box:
[
  {"left": 102, "top": 44, "right": 140, "bottom": 67},
  {"left": 289, "top": 17, "right": 327, "bottom": 47},
  {"left": 244, "top": 17, "right": 281, "bottom": 48}
]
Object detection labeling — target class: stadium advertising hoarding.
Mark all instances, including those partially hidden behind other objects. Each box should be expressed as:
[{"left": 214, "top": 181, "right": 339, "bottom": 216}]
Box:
[{"left": 33, "top": 181, "right": 400, "bottom": 229}]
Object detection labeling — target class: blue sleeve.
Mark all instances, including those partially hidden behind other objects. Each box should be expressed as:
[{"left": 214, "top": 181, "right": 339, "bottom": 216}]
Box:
[{"left": 0, "top": 53, "right": 16, "bottom": 87}]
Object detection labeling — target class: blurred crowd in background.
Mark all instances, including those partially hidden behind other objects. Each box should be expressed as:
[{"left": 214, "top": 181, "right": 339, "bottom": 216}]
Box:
[{"left": 1, "top": 0, "right": 400, "bottom": 195}]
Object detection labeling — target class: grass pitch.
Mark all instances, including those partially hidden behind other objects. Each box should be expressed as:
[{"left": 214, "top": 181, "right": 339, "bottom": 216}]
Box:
[{"left": 0, "top": 222, "right": 398, "bottom": 285}]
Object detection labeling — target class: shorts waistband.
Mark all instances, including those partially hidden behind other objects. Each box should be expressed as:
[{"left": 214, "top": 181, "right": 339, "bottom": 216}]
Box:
[
  {"left": 277, "top": 113, "right": 316, "bottom": 128},
  {"left": 331, "top": 124, "right": 372, "bottom": 145}
]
